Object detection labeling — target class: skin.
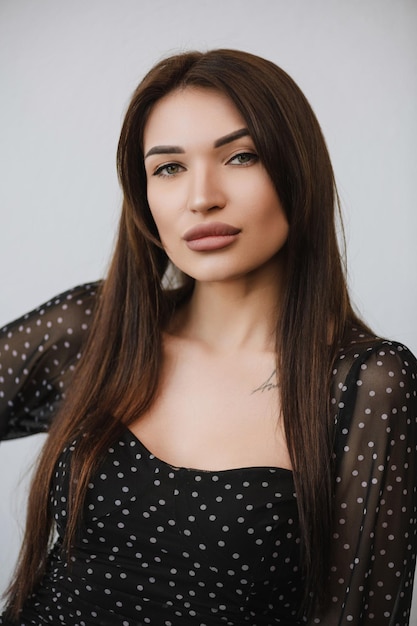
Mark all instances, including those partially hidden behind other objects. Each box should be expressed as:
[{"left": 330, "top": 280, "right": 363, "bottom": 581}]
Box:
[{"left": 130, "top": 87, "right": 292, "bottom": 472}]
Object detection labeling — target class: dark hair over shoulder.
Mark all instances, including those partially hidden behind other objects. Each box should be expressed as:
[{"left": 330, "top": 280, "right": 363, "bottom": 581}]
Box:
[{"left": 4, "top": 49, "right": 367, "bottom": 620}]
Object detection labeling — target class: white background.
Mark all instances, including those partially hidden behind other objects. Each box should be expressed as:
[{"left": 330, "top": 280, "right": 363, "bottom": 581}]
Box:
[{"left": 1, "top": 0, "right": 416, "bottom": 618}]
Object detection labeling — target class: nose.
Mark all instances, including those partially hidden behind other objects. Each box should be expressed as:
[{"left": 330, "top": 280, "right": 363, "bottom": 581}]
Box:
[{"left": 186, "top": 163, "right": 226, "bottom": 213}]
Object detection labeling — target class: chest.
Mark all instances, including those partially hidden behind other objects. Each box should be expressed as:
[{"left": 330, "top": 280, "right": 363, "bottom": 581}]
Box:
[{"left": 130, "top": 345, "right": 291, "bottom": 471}]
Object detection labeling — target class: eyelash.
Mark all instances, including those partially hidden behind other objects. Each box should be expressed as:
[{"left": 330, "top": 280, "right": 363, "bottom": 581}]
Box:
[
  {"left": 153, "top": 163, "right": 185, "bottom": 178},
  {"left": 152, "top": 151, "right": 259, "bottom": 179},
  {"left": 228, "top": 152, "right": 259, "bottom": 166}
]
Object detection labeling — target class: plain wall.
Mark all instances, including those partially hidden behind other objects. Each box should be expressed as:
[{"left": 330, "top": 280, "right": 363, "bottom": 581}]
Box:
[{"left": 1, "top": 0, "right": 416, "bottom": 618}]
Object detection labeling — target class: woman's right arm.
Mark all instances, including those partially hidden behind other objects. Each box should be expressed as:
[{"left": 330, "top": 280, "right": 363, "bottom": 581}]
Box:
[{"left": 0, "top": 282, "right": 99, "bottom": 440}]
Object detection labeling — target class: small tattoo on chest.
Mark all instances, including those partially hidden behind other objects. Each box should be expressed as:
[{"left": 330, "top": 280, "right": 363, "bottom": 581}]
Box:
[{"left": 251, "top": 369, "right": 279, "bottom": 394}]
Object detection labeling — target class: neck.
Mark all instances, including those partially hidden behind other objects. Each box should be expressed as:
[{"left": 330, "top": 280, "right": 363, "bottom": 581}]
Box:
[{"left": 170, "top": 264, "right": 284, "bottom": 353}]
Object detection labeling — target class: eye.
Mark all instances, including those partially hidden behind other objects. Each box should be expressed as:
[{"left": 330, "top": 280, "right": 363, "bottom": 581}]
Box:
[
  {"left": 153, "top": 163, "right": 185, "bottom": 178},
  {"left": 228, "top": 152, "right": 259, "bottom": 166}
]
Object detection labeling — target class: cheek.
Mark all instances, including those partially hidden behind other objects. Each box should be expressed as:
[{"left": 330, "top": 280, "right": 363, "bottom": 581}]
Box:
[
  {"left": 147, "top": 185, "right": 182, "bottom": 240},
  {"left": 253, "top": 185, "right": 288, "bottom": 230},
  {"left": 146, "top": 187, "right": 162, "bottom": 223},
  {"left": 256, "top": 194, "right": 289, "bottom": 251},
  {"left": 150, "top": 212, "right": 170, "bottom": 244},
  {"left": 148, "top": 207, "right": 181, "bottom": 256},
  {"left": 147, "top": 193, "right": 169, "bottom": 235}
]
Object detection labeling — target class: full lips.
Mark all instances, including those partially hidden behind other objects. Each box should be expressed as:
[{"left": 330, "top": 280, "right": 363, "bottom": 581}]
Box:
[{"left": 183, "top": 222, "right": 241, "bottom": 252}]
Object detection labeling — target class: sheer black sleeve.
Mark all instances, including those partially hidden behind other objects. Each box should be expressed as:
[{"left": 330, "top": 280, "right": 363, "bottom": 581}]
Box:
[
  {"left": 0, "top": 283, "right": 99, "bottom": 440},
  {"left": 311, "top": 333, "right": 417, "bottom": 625}
]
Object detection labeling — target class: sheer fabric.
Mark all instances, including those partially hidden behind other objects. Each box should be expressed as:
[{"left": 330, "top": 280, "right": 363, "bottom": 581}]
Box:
[{"left": 0, "top": 284, "right": 416, "bottom": 625}]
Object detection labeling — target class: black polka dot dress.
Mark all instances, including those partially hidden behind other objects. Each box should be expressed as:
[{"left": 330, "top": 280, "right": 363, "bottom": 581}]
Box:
[{"left": 1, "top": 284, "right": 416, "bottom": 625}]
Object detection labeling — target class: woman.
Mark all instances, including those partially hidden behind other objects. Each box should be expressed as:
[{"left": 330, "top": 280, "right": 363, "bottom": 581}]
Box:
[{"left": 0, "top": 49, "right": 416, "bottom": 625}]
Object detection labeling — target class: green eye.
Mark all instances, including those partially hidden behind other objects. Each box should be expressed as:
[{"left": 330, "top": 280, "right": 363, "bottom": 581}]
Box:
[
  {"left": 229, "top": 152, "right": 258, "bottom": 166},
  {"left": 165, "top": 164, "right": 180, "bottom": 174},
  {"left": 154, "top": 163, "right": 183, "bottom": 177}
]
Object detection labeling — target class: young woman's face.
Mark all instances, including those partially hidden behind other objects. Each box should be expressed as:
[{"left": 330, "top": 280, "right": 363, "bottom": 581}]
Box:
[{"left": 143, "top": 87, "right": 289, "bottom": 285}]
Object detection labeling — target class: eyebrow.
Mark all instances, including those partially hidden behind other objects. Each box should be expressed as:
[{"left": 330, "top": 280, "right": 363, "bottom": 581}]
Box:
[
  {"left": 144, "top": 128, "right": 250, "bottom": 159},
  {"left": 214, "top": 128, "right": 250, "bottom": 148}
]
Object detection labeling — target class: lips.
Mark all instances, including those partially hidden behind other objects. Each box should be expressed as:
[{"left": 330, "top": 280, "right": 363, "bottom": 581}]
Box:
[
  {"left": 183, "top": 222, "right": 241, "bottom": 241},
  {"left": 183, "top": 222, "right": 241, "bottom": 252}
]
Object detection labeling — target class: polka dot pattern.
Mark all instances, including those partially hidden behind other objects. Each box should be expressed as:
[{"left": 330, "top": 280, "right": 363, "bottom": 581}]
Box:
[
  {"left": 0, "top": 283, "right": 98, "bottom": 440},
  {"left": 313, "top": 335, "right": 417, "bottom": 625},
  {"left": 27, "top": 432, "right": 299, "bottom": 625},
  {"left": 1, "top": 286, "right": 417, "bottom": 625}
]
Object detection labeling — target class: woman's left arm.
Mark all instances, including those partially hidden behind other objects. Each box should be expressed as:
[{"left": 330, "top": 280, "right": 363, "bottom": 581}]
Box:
[{"left": 312, "top": 341, "right": 417, "bottom": 625}]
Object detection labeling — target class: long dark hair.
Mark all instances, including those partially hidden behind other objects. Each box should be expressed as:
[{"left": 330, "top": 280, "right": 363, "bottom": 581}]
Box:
[{"left": 4, "top": 49, "right": 365, "bottom": 619}]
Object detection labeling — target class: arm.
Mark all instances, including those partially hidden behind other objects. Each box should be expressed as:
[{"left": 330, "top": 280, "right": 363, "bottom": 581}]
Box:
[
  {"left": 0, "top": 282, "right": 99, "bottom": 440},
  {"left": 312, "top": 340, "right": 417, "bottom": 625}
]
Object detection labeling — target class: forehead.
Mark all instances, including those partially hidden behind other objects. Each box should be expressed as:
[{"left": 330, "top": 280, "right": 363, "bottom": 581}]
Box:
[{"left": 143, "top": 87, "right": 247, "bottom": 150}]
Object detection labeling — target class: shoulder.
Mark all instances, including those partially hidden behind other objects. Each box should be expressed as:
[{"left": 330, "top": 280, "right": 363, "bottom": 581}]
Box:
[
  {"left": 0, "top": 281, "right": 102, "bottom": 380},
  {"left": 331, "top": 326, "right": 417, "bottom": 455},
  {"left": 0, "top": 282, "right": 102, "bottom": 438},
  {"left": 1, "top": 281, "right": 101, "bottom": 339},
  {"left": 332, "top": 326, "right": 417, "bottom": 396},
  {"left": 37, "top": 281, "right": 101, "bottom": 334}
]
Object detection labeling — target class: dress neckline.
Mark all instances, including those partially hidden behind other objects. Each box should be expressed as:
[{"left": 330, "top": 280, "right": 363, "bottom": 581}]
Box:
[{"left": 123, "top": 425, "right": 293, "bottom": 476}]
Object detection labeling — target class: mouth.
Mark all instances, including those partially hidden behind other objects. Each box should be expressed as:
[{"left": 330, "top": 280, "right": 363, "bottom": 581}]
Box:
[{"left": 183, "top": 222, "right": 241, "bottom": 252}]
